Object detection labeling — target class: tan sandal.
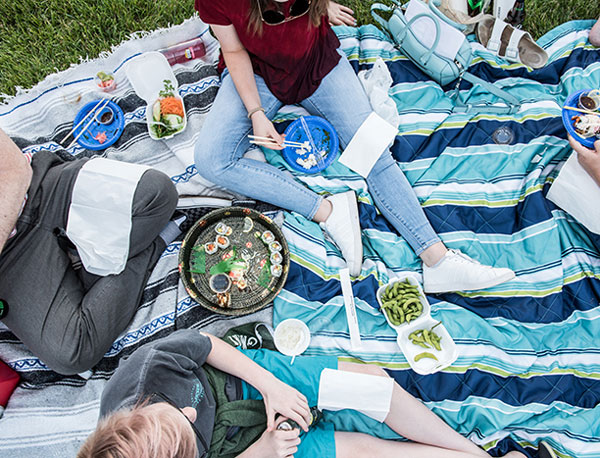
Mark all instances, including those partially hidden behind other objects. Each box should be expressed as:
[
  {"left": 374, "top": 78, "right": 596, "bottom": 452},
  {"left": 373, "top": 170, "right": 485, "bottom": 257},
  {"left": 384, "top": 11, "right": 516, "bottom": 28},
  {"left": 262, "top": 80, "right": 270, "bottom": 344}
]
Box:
[{"left": 477, "top": 15, "right": 548, "bottom": 69}]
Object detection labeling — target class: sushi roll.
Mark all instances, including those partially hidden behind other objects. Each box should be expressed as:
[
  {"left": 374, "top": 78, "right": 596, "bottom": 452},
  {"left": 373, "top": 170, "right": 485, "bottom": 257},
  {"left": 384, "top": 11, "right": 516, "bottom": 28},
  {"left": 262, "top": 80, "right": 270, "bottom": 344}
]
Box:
[
  {"left": 270, "top": 251, "right": 283, "bottom": 265},
  {"left": 224, "top": 225, "right": 233, "bottom": 236},
  {"left": 216, "top": 235, "right": 230, "bottom": 249},
  {"left": 237, "top": 277, "right": 248, "bottom": 290},
  {"left": 222, "top": 249, "right": 235, "bottom": 260},
  {"left": 271, "top": 264, "right": 283, "bottom": 277},
  {"left": 215, "top": 222, "right": 229, "bottom": 235},
  {"left": 204, "top": 242, "right": 218, "bottom": 255},
  {"left": 216, "top": 292, "right": 231, "bottom": 308},
  {"left": 269, "top": 241, "right": 282, "bottom": 252},
  {"left": 261, "top": 230, "right": 275, "bottom": 244}
]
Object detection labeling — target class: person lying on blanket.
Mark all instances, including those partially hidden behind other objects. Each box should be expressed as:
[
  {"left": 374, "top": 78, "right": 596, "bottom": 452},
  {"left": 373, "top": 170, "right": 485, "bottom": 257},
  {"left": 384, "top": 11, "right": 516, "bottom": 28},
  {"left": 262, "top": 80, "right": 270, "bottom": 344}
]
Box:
[
  {"left": 77, "top": 329, "right": 528, "bottom": 458},
  {"left": 0, "top": 128, "right": 181, "bottom": 375},
  {"left": 569, "top": 136, "right": 600, "bottom": 187},
  {"left": 193, "top": 0, "right": 515, "bottom": 293}
]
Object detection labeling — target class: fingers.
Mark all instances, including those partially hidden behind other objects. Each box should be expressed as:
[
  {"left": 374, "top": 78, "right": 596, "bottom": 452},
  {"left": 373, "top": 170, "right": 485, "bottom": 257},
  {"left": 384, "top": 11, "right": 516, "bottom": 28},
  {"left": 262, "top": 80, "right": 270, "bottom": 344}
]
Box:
[
  {"left": 267, "top": 408, "right": 276, "bottom": 432},
  {"left": 339, "top": 4, "right": 354, "bottom": 15},
  {"left": 329, "top": 11, "right": 356, "bottom": 27},
  {"left": 286, "top": 400, "right": 310, "bottom": 432},
  {"left": 267, "top": 127, "right": 284, "bottom": 150},
  {"left": 594, "top": 139, "right": 600, "bottom": 153},
  {"left": 339, "top": 12, "right": 356, "bottom": 26},
  {"left": 569, "top": 134, "right": 593, "bottom": 156}
]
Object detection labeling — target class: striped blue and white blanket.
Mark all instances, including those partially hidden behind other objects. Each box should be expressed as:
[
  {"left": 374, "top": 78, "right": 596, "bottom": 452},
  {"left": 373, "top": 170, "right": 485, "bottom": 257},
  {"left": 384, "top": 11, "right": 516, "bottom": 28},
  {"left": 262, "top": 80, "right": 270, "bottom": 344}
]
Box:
[
  {"left": 270, "top": 21, "right": 600, "bottom": 458},
  {"left": 0, "top": 15, "right": 598, "bottom": 458}
]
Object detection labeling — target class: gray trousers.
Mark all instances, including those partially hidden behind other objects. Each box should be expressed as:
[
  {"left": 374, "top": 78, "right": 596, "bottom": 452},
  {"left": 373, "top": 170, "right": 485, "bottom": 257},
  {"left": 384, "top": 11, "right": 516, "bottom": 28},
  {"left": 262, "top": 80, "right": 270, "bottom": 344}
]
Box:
[{"left": 0, "top": 153, "right": 178, "bottom": 375}]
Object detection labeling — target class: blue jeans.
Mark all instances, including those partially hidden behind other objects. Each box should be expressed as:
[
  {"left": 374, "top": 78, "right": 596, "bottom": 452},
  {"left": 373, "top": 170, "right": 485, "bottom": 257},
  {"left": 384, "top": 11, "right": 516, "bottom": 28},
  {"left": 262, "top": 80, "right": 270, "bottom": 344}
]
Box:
[{"left": 194, "top": 53, "right": 440, "bottom": 254}]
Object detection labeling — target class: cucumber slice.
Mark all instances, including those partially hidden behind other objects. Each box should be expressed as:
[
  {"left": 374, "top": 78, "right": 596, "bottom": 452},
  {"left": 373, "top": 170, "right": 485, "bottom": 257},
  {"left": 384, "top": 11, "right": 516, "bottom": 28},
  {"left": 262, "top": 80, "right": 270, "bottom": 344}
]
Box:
[
  {"left": 164, "top": 114, "right": 183, "bottom": 128},
  {"left": 152, "top": 100, "right": 161, "bottom": 122}
]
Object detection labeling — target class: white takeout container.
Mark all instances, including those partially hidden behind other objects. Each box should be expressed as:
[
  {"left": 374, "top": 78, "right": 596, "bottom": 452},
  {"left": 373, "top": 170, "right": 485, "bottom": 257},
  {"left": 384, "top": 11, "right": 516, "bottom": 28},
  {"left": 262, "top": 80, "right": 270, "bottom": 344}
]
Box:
[
  {"left": 125, "top": 51, "right": 187, "bottom": 140},
  {"left": 376, "top": 274, "right": 430, "bottom": 329},
  {"left": 274, "top": 319, "right": 311, "bottom": 357},
  {"left": 396, "top": 316, "right": 458, "bottom": 375},
  {"left": 377, "top": 274, "right": 458, "bottom": 375}
]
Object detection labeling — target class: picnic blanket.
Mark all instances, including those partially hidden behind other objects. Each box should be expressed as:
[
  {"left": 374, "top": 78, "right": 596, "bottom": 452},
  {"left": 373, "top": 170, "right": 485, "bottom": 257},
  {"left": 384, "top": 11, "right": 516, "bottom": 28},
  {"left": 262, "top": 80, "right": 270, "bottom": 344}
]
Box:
[
  {"left": 0, "top": 14, "right": 598, "bottom": 458},
  {"left": 0, "top": 18, "right": 276, "bottom": 457},
  {"left": 270, "top": 21, "right": 600, "bottom": 458}
]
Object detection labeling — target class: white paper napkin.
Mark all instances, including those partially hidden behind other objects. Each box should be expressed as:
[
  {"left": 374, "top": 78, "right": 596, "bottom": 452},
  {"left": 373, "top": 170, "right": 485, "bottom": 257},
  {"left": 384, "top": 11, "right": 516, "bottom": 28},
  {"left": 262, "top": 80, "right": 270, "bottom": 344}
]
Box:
[
  {"left": 338, "top": 112, "right": 397, "bottom": 178},
  {"left": 318, "top": 368, "right": 394, "bottom": 422},
  {"left": 547, "top": 153, "right": 600, "bottom": 234},
  {"left": 66, "top": 158, "right": 150, "bottom": 275}
]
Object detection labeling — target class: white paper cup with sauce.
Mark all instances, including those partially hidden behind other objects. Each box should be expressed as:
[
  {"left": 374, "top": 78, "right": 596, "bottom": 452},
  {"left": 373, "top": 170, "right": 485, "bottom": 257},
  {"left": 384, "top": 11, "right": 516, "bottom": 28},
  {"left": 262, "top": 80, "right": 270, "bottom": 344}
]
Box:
[{"left": 274, "top": 319, "right": 310, "bottom": 365}]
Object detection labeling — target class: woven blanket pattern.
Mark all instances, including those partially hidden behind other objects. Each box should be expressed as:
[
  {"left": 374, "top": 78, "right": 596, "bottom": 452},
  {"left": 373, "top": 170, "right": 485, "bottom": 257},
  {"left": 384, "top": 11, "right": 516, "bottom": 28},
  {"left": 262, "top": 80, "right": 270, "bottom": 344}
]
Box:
[{"left": 0, "top": 18, "right": 274, "bottom": 457}]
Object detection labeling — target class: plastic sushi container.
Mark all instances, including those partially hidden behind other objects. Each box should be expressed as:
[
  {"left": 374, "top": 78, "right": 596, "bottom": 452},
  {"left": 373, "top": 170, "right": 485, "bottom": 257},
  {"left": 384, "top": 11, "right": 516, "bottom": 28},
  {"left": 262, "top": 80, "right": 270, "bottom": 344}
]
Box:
[
  {"left": 376, "top": 274, "right": 458, "bottom": 375},
  {"left": 125, "top": 52, "right": 187, "bottom": 141}
]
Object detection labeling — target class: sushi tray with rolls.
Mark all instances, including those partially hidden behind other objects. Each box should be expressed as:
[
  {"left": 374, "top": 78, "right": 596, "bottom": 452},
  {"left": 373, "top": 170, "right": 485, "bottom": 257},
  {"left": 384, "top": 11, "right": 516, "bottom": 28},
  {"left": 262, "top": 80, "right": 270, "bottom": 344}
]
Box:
[{"left": 179, "top": 207, "right": 290, "bottom": 315}]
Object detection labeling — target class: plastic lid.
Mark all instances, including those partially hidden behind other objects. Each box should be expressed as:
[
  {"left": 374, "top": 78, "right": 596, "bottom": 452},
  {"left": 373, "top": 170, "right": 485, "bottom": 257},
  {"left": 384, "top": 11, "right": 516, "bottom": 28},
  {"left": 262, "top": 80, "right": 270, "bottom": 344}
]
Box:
[{"left": 125, "top": 52, "right": 178, "bottom": 103}]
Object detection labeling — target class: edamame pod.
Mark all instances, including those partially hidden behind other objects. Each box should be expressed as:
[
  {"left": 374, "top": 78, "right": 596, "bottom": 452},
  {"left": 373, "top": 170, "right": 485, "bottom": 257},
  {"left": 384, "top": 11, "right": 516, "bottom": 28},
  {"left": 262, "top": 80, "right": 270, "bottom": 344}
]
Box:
[{"left": 414, "top": 352, "right": 438, "bottom": 362}]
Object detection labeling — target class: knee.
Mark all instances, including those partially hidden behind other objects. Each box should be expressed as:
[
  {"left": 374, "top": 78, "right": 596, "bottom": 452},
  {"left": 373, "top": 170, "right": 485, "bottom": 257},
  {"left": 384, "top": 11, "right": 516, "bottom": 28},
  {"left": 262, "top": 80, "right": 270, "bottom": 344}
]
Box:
[
  {"left": 134, "top": 169, "right": 178, "bottom": 218},
  {"left": 366, "top": 151, "right": 396, "bottom": 182},
  {"left": 194, "top": 136, "right": 232, "bottom": 183},
  {"left": 40, "top": 341, "right": 103, "bottom": 375}
]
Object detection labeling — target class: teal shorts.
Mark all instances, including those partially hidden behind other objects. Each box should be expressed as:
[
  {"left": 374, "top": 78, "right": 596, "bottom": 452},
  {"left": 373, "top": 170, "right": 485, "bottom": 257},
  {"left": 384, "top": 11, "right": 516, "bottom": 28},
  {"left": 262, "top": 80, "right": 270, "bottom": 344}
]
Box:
[{"left": 241, "top": 349, "right": 401, "bottom": 458}]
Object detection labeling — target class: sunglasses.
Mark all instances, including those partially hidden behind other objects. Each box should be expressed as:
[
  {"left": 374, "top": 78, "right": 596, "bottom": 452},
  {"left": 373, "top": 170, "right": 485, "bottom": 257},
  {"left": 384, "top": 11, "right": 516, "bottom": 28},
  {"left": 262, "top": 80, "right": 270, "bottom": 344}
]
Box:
[
  {"left": 151, "top": 392, "right": 208, "bottom": 457},
  {"left": 258, "top": 0, "right": 311, "bottom": 25}
]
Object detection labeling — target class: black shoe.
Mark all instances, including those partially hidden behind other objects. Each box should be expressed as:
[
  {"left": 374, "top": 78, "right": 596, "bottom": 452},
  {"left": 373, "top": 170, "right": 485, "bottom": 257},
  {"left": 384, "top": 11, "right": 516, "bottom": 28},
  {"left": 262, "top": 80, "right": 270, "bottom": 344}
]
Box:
[{"left": 538, "top": 441, "right": 557, "bottom": 458}]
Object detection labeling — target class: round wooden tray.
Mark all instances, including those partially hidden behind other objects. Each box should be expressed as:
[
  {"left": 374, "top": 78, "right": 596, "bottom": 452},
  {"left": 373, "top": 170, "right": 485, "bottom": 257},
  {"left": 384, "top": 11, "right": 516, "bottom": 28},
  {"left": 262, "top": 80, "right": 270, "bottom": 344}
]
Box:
[{"left": 179, "top": 207, "right": 290, "bottom": 316}]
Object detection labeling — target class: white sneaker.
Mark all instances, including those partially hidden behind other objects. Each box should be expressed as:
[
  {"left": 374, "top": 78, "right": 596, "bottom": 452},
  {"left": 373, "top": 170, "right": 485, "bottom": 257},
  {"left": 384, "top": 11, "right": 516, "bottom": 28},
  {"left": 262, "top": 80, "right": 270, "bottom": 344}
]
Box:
[
  {"left": 422, "top": 249, "right": 515, "bottom": 293},
  {"left": 320, "top": 191, "right": 363, "bottom": 277}
]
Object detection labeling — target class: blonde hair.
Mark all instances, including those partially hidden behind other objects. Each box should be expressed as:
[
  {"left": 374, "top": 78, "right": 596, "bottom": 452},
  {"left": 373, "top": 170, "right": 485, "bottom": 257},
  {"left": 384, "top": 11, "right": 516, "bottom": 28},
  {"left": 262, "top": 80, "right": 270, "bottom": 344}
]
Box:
[{"left": 77, "top": 403, "right": 198, "bottom": 458}]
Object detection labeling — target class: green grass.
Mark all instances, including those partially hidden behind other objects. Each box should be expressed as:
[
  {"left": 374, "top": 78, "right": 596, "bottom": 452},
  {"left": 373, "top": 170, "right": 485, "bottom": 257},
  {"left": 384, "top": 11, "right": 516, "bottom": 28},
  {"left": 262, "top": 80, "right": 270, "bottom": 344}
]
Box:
[{"left": 0, "top": 0, "right": 599, "bottom": 99}]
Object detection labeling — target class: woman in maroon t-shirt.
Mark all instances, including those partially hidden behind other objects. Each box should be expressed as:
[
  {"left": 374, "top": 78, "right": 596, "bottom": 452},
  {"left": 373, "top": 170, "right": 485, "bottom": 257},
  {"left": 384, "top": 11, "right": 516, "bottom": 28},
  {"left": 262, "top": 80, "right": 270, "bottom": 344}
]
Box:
[{"left": 194, "top": 0, "right": 515, "bottom": 293}]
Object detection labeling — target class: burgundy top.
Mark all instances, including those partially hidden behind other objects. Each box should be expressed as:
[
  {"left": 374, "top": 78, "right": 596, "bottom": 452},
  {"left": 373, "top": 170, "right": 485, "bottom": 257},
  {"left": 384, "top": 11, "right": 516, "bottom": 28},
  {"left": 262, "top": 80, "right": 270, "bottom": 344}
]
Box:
[{"left": 195, "top": 0, "right": 341, "bottom": 104}]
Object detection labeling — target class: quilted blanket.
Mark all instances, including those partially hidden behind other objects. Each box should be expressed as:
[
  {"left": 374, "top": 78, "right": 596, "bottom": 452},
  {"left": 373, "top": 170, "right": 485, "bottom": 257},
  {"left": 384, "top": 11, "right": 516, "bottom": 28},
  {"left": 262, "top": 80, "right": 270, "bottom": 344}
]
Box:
[{"left": 272, "top": 21, "right": 600, "bottom": 458}]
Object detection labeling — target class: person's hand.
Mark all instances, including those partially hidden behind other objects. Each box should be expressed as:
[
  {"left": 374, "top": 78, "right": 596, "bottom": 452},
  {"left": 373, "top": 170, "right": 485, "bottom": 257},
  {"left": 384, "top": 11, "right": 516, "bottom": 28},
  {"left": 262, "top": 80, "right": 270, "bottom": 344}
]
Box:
[
  {"left": 327, "top": 1, "right": 356, "bottom": 26},
  {"left": 251, "top": 111, "right": 284, "bottom": 150},
  {"left": 248, "top": 417, "right": 301, "bottom": 457},
  {"left": 568, "top": 135, "right": 600, "bottom": 186},
  {"left": 260, "top": 376, "right": 311, "bottom": 432}
]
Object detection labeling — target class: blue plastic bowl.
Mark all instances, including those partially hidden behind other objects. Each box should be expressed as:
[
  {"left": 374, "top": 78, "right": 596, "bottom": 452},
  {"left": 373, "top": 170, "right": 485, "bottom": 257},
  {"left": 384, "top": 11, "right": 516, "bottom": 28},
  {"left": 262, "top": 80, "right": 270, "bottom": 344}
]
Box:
[
  {"left": 282, "top": 116, "right": 339, "bottom": 174},
  {"left": 562, "top": 89, "right": 599, "bottom": 149},
  {"left": 73, "top": 100, "right": 125, "bottom": 150}
]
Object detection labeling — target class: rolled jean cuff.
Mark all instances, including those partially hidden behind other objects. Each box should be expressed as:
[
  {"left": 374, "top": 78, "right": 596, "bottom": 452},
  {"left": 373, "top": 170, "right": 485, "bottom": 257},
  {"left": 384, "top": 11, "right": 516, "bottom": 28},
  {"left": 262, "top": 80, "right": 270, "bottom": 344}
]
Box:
[
  {"left": 413, "top": 233, "right": 442, "bottom": 256},
  {"left": 305, "top": 194, "right": 325, "bottom": 221}
]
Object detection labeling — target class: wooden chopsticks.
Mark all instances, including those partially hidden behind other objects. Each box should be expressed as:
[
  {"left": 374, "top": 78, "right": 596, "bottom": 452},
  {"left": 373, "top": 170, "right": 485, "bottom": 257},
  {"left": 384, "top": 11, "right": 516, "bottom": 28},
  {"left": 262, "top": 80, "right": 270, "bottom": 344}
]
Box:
[
  {"left": 564, "top": 106, "right": 600, "bottom": 116},
  {"left": 248, "top": 135, "right": 308, "bottom": 149}
]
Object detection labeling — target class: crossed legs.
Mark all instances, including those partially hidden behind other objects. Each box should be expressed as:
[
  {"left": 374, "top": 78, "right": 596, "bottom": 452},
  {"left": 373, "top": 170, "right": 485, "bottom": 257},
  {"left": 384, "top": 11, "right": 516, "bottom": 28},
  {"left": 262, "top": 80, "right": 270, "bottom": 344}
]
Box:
[{"left": 334, "top": 362, "right": 525, "bottom": 458}]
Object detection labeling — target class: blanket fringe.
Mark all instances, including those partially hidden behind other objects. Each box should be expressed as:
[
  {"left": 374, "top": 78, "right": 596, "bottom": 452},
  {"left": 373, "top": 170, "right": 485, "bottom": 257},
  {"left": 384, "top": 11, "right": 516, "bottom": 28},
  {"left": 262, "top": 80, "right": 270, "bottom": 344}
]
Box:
[{"left": 0, "top": 14, "right": 210, "bottom": 109}]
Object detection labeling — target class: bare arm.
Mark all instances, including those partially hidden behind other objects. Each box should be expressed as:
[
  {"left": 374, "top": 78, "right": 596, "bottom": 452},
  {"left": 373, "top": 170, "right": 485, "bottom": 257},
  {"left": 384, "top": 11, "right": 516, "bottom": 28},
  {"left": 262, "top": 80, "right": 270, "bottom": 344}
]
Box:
[
  {"left": 569, "top": 135, "right": 600, "bottom": 186},
  {"left": 209, "top": 24, "right": 284, "bottom": 148},
  {"left": 202, "top": 332, "right": 310, "bottom": 431},
  {"left": 0, "top": 128, "right": 32, "bottom": 253}
]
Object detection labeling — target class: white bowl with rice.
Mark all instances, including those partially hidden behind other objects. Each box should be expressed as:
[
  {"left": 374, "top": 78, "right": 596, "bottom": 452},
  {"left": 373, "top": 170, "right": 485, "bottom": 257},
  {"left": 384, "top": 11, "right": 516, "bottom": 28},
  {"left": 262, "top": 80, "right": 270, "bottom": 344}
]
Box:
[{"left": 274, "top": 319, "right": 310, "bottom": 357}]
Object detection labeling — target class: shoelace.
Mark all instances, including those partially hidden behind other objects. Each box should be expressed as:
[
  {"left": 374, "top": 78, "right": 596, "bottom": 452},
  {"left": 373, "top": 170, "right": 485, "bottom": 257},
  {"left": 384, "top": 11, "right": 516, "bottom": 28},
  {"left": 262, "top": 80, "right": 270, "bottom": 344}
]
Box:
[{"left": 447, "top": 249, "right": 487, "bottom": 267}]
